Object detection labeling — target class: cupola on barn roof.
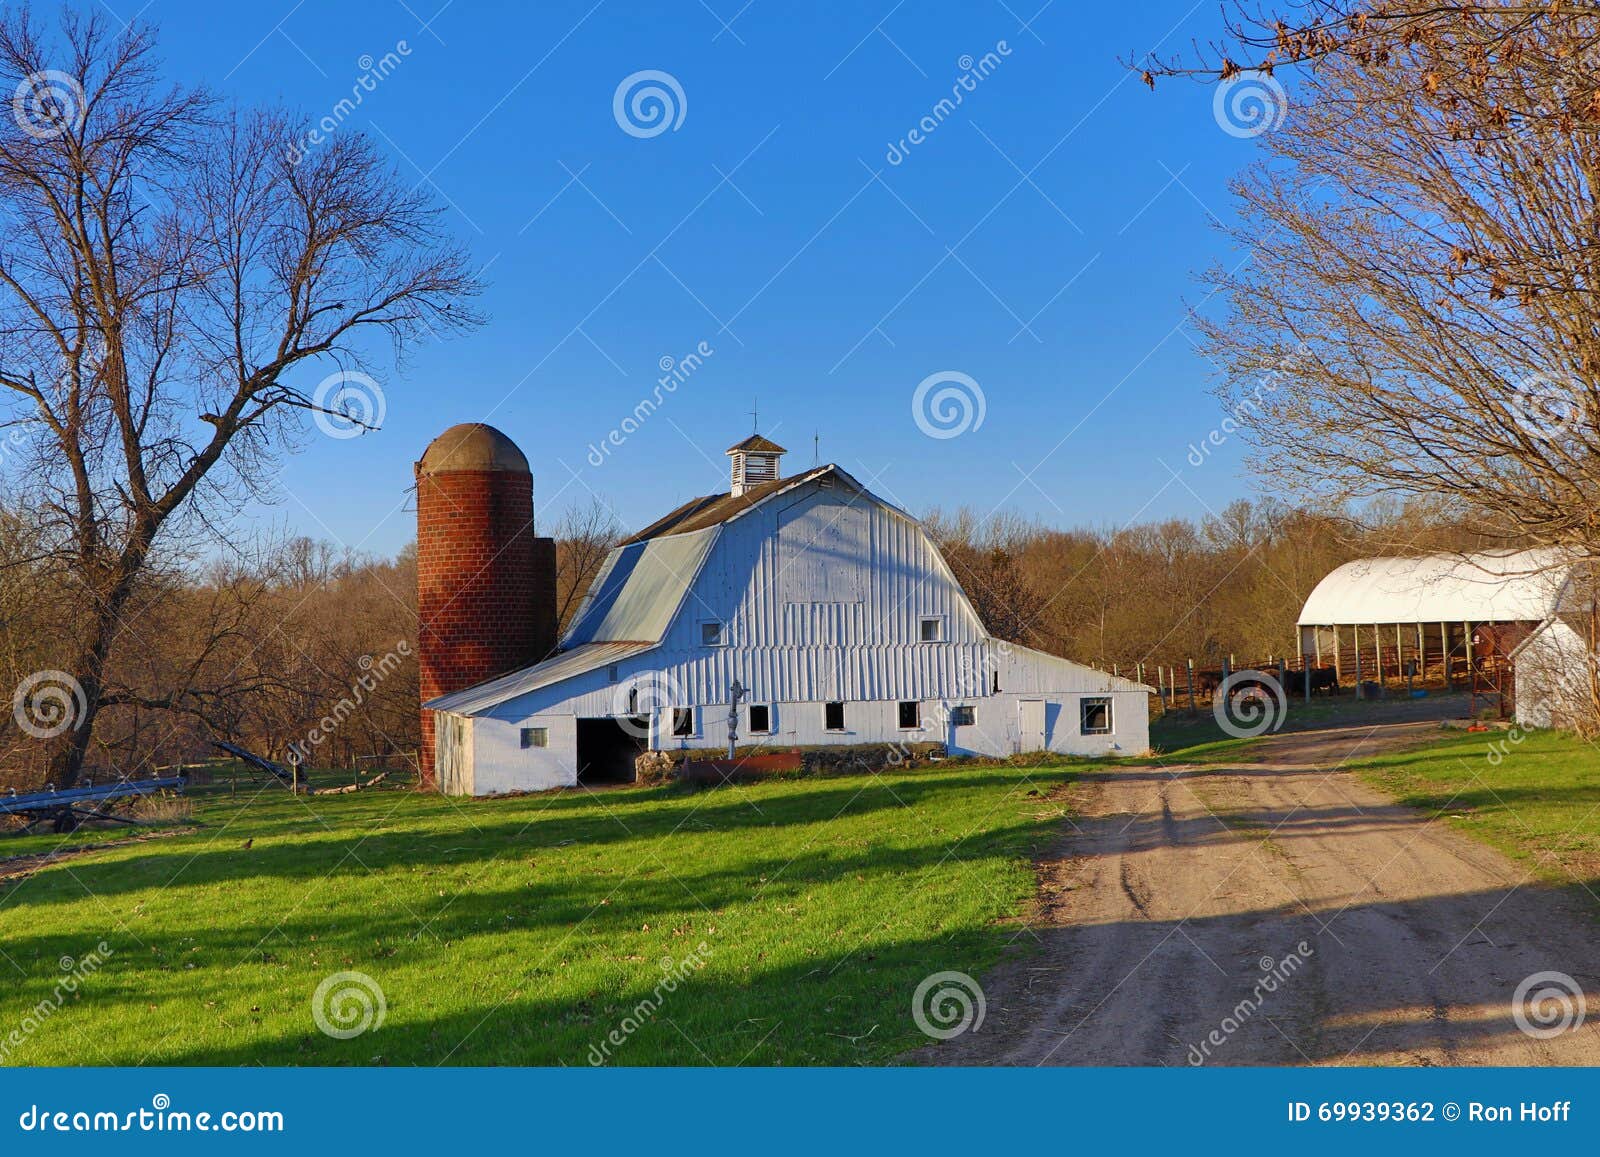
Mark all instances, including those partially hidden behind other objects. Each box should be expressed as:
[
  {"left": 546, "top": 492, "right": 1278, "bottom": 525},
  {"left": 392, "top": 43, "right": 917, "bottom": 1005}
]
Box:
[
  {"left": 726, "top": 434, "right": 786, "bottom": 455},
  {"left": 725, "top": 433, "right": 785, "bottom": 497}
]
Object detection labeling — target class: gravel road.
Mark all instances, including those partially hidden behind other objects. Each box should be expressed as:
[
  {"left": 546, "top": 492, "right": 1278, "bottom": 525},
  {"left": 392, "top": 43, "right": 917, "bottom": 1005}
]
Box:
[{"left": 917, "top": 721, "right": 1600, "bottom": 1066}]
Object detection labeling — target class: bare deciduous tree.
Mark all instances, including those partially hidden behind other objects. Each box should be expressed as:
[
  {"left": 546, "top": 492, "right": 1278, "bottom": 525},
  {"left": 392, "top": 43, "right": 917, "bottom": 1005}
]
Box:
[
  {"left": 1180, "top": 12, "right": 1600, "bottom": 542},
  {"left": 0, "top": 10, "right": 481, "bottom": 785},
  {"left": 552, "top": 498, "right": 621, "bottom": 633}
]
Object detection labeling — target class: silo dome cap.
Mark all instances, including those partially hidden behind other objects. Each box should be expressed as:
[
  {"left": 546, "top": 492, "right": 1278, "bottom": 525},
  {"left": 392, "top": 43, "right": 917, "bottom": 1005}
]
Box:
[{"left": 419, "top": 423, "right": 529, "bottom": 473}]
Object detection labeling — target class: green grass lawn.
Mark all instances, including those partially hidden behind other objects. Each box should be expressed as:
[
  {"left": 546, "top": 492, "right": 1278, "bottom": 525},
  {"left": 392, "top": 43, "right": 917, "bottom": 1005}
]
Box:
[
  {"left": 1350, "top": 726, "right": 1600, "bottom": 884},
  {"left": 0, "top": 763, "right": 1073, "bottom": 1066}
]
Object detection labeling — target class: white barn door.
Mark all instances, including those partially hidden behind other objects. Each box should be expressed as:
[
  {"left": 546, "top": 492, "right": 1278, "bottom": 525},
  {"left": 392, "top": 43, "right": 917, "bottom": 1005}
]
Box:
[{"left": 1019, "top": 699, "right": 1046, "bottom": 752}]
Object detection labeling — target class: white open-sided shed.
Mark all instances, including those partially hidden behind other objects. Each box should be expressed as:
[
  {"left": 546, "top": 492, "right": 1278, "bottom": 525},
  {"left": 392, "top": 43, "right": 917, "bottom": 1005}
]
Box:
[{"left": 1296, "top": 549, "right": 1572, "bottom": 687}]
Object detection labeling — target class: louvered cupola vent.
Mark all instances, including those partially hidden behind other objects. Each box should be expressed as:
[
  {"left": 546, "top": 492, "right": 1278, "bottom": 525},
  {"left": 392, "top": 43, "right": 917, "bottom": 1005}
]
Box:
[{"left": 726, "top": 434, "right": 786, "bottom": 496}]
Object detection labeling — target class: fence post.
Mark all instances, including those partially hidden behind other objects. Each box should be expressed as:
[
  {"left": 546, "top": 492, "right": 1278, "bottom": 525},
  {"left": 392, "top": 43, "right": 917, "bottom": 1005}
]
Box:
[{"left": 1187, "top": 659, "right": 1196, "bottom": 713}]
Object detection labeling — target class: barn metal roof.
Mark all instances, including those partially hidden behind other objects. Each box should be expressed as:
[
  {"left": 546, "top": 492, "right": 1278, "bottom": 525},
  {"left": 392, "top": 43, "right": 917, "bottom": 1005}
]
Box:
[
  {"left": 1297, "top": 549, "right": 1573, "bottom": 626},
  {"left": 424, "top": 641, "right": 655, "bottom": 715},
  {"left": 617, "top": 464, "right": 838, "bottom": 546},
  {"left": 563, "top": 526, "right": 719, "bottom": 645}
]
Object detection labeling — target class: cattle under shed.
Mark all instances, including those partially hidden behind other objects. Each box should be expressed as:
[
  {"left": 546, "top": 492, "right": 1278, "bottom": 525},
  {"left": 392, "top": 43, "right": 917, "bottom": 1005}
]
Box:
[{"left": 1296, "top": 549, "right": 1573, "bottom": 689}]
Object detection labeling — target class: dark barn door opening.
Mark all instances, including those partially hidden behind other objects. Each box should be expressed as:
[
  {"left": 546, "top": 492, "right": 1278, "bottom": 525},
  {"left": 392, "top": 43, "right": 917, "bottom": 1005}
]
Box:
[{"left": 576, "top": 718, "right": 645, "bottom": 784}]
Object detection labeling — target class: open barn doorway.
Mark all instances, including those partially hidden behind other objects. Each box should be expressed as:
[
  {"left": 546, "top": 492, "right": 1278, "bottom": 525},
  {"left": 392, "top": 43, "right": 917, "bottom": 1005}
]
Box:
[{"left": 576, "top": 718, "right": 646, "bottom": 784}]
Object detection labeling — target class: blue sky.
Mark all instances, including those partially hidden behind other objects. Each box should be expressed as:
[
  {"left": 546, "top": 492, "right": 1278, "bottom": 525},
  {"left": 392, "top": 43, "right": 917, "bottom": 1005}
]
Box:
[{"left": 133, "top": 0, "right": 1262, "bottom": 557}]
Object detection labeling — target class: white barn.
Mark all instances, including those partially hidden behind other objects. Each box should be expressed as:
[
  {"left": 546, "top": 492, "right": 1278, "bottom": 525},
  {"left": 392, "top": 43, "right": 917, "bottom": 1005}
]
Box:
[{"left": 425, "top": 438, "right": 1151, "bottom": 795}]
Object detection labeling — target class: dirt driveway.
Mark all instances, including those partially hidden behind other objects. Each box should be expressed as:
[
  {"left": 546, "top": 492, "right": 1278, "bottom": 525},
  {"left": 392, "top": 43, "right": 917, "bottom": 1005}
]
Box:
[{"left": 919, "top": 721, "right": 1600, "bottom": 1065}]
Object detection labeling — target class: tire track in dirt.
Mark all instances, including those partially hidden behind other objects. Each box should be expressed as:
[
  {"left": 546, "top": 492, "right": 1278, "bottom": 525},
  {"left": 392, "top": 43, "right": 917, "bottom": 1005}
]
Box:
[{"left": 913, "top": 721, "right": 1600, "bottom": 1066}]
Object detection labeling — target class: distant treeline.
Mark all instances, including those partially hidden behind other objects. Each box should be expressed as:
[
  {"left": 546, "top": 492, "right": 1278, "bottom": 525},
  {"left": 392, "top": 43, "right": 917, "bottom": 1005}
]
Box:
[
  {"left": 0, "top": 494, "right": 1500, "bottom": 788},
  {"left": 925, "top": 498, "right": 1505, "bottom": 674}
]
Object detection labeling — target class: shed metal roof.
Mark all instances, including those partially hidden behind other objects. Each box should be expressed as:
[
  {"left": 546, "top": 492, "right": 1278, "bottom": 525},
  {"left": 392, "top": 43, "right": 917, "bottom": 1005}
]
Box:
[
  {"left": 424, "top": 641, "right": 654, "bottom": 715},
  {"left": 1297, "top": 549, "right": 1573, "bottom": 626}
]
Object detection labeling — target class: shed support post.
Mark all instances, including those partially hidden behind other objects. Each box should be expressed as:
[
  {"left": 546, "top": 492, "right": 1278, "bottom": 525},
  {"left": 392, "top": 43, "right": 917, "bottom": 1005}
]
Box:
[{"left": 1353, "top": 626, "right": 1362, "bottom": 698}]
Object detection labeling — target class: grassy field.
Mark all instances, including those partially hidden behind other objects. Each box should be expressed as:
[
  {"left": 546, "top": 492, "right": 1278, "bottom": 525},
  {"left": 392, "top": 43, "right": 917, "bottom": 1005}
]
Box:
[
  {"left": 1350, "top": 725, "right": 1600, "bottom": 885},
  {"left": 0, "top": 762, "right": 1074, "bottom": 1066}
]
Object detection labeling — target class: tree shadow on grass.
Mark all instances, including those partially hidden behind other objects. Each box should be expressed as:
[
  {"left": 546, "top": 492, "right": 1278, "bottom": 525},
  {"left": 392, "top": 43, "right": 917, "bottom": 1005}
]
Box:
[
  {"left": 65, "top": 876, "right": 1600, "bottom": 1067},
  {"left": 0, "top": 768, "right": 1065, "bottom": 912}
]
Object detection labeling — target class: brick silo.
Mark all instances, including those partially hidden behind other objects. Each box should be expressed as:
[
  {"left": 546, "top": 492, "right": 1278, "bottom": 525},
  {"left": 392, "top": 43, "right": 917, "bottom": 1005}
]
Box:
[{"left": 415, "top": 423, "right": 557, "bottom": 787}]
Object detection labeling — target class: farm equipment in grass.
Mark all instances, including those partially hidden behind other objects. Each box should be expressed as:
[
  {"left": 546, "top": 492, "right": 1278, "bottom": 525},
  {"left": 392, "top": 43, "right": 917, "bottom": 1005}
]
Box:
[
  {"left": 1, "top": 775, "right": 187, "bottom": 835},
  {"left": 211, "top": 740, "right": 302, "bottom": 790}
]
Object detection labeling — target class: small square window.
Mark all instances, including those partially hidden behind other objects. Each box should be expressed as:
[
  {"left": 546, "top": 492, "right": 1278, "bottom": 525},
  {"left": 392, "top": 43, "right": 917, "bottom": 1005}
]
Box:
[
  {"left": 824, "top": 701, "right": 845, "bottom": 731},
  {"left": 919, "top": 617, "right": 943, "bottom": 642},
  {"left": 1080, "top": 697, "right": 1112, "bottom": 736},
  {"left": 701, "top": 622, "right": 723, "bottom": 646},
  {"left": 950, "top": 705, "right": 975, "bottom": 727},
  {"left": 520, "top": 726, "right": 548, "bottom": 749},
  {"left": 748, "top": 704, "right": 771, "bottom": 733},
  {"left": 672, "top": 708, "right": 695, "bottom": 737},
  {"left": 606, "top": 664, "right": 619, "bottom": 682},
  {"left": 898, "top": 700, "right": 920, "bottom": 729}
]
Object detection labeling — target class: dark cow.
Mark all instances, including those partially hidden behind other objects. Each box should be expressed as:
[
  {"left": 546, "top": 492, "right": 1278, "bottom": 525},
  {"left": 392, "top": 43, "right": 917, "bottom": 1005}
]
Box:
[{"left": 1280, "top": 666, "right": 1340, "bottom": 696}]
